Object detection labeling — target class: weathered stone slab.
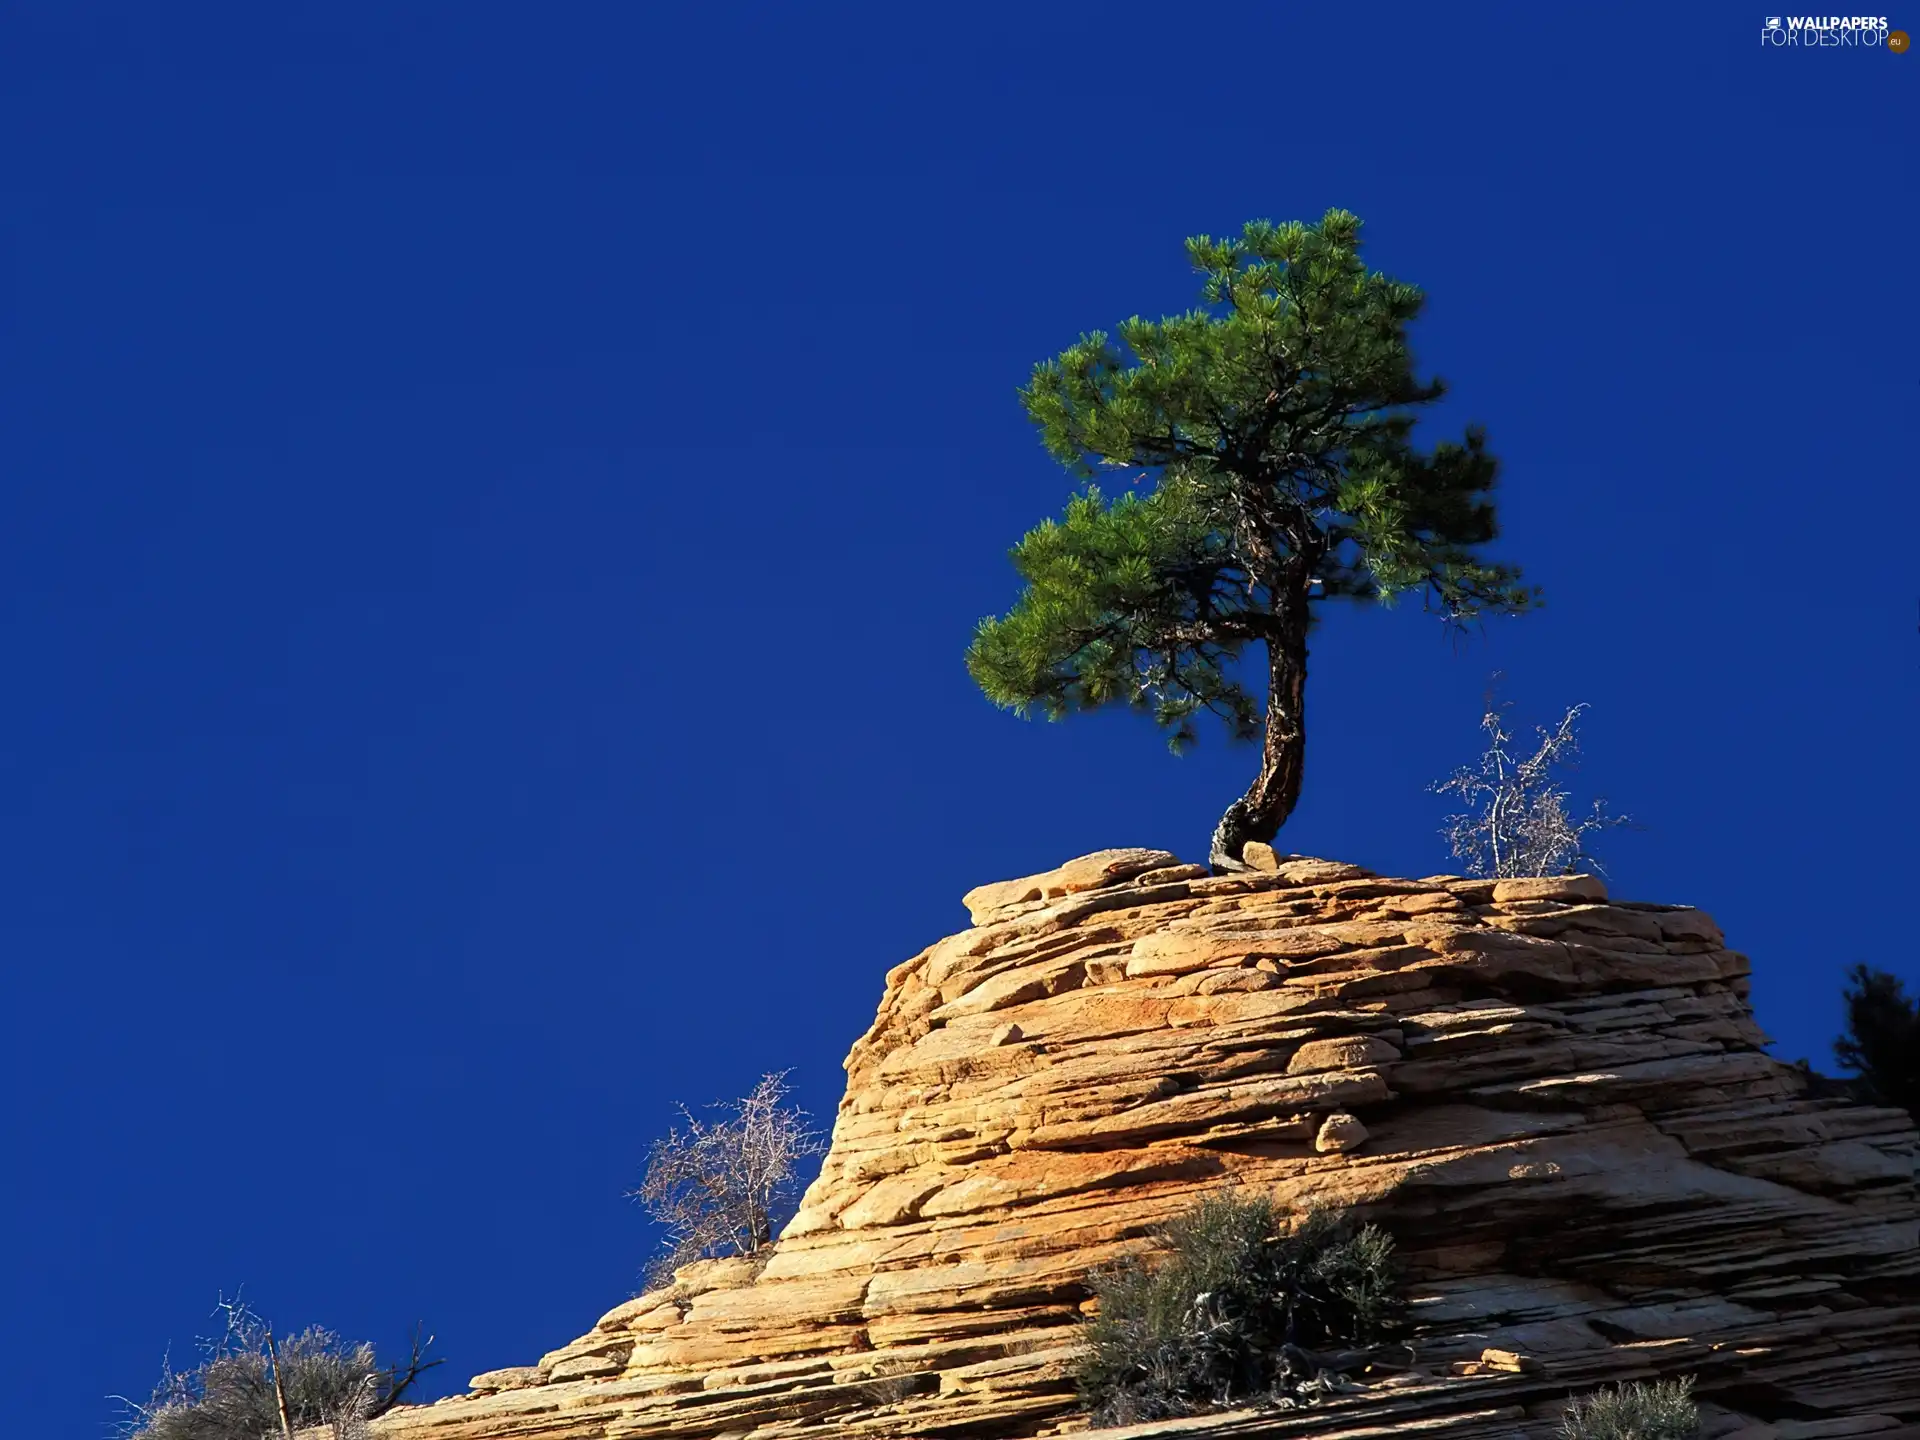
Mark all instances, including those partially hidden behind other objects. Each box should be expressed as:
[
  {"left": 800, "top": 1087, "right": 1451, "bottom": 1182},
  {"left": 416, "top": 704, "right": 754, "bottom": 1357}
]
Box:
[{"left": 961, "top": 849, "right": 1180, "bottom": 925}]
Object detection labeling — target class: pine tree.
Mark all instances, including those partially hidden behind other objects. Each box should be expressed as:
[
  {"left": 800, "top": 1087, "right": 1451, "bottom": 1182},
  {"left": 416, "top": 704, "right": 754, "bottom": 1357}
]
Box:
[
  {"left": 1833, "top": 964, "right": 1919, "bottom": 1119},
  {"left": 967, "top": 211, "right": 1538, "bottom": 868}
]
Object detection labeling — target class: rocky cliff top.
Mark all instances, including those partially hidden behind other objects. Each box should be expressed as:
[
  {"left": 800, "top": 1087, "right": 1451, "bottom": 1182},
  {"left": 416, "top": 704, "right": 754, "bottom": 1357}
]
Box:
[{"left": 375, "top": 849, "right": 1918, "bottom": 1440}]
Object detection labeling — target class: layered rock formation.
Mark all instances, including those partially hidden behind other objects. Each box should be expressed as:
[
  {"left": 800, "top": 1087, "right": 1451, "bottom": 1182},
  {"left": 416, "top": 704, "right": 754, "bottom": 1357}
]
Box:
[{"left": 377, "top": 850, "right": 1918, "bottom": 1440}]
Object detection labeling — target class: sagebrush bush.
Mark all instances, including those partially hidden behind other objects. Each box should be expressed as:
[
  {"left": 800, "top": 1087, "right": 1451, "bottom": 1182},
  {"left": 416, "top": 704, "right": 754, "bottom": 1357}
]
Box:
[
  {"left": 119, "top": 1299, "right": 436, "bottom": 1440},
  {"left": 1075, "top": 1192, "right": 1399, "bottom": 1428},
  {"left": 1561, "top": 1378, "right": 1700, "bottom": 1440}
]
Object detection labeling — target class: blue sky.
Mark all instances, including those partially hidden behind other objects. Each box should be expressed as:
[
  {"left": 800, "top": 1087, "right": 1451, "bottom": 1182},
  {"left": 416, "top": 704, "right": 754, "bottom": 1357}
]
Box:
[{"left": 2, "top": 4, "right": 1914, "bottom": 1434}]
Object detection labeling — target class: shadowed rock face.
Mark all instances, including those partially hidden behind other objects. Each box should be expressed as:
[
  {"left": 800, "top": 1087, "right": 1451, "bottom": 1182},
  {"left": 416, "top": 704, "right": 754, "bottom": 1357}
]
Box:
[{"left": 376, "top": 851, "right": 1918, "bottom": 1440}]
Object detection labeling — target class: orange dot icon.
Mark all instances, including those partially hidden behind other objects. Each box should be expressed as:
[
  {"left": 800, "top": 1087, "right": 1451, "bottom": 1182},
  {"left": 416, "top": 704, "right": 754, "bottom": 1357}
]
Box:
[{"left": 1889, "top": 28, "right": 1911, "bottom": 51}]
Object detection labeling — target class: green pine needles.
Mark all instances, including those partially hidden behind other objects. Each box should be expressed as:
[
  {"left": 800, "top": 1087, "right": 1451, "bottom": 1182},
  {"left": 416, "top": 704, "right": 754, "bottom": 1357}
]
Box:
[{"left": 968, "top": 210, "right": 1538, "bottom": 869}]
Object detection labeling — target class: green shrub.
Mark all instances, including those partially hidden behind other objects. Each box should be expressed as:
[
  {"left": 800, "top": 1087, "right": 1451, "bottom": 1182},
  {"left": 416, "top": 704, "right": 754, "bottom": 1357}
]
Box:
[
  {"left": 1561, "top": 1378, "right": 1700, "bottom": 1440},
  {"left": 1075, "top": 1191, "right": 1399, "bottom": 1428}
]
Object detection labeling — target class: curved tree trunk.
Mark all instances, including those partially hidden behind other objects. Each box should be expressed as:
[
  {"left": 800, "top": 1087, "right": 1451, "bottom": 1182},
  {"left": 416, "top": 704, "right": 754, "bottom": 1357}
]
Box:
[{"left": 1209, "top": 595, "right": 1310, "bottom": 871}]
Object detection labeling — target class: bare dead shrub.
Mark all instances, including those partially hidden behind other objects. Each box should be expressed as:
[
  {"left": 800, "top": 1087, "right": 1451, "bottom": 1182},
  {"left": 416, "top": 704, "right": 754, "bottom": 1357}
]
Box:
[
  {"left": 1561, "top": 1377, "right": 1699, "bottom": 1440},
  {"left": 115, "top": 1297, "right": 438, "bottom": 1440},
  {"left": 1431, "top": 676, "right": 1633, "bottom": 878},
  {"left": 629, "top": 1071, "right": 826, "bottom": 1290}
]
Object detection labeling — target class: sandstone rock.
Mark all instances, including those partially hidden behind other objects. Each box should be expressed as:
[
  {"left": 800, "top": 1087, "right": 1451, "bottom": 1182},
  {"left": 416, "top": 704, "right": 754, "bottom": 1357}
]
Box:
[
  {"left": 1134, "top": 863, "right": 1211, "bottom": 886},
  {"left": 960, "top": 849, "right": 1179, "bottom": 925},
  {"left": 838, "top": 1172, "right": 948, "bottom": 1230},
  {"left": 1492, "top": 874, "right": 1608, "bottom": 904},
  {"left": 1288, "top": 1036, "right": 1402, "bottom": 1074},
  {"left": 1272, "top": 856, "right": 1375, "bottom": 885},
  {"left": 1315, "top": 1112, "right": 1370, "bottom": 1153},
  {"left": 374, "top": 850, "right": 1919, "bottom": 1440},
  {"left": 1242, "top": 841, "right": 1284, "bottom": 871},
  {"left": 1656, "top": 907, "right": 1725, "bottom": 943},
  {"left": 545, "top": 1349, "right": 627, "bottom": 1382},
  {"left": 1772, "top": 1420, "right": 1904, "bottom": 1439},
  {"left": 1476, "top": 1347, "right": 1537, "bottom": 1373},
  {"left": 466, "top": 1366, "right": 542, "bottom": 1393},
  {"left": 661, "top": 1255, "right": 760, "bottom": 1299},
  {"left": 594, "top": 1294, "right": 679, "bottom": 1332},
  {"left": 932, "top": 956, "right": 1085, "bottom": 1018}
]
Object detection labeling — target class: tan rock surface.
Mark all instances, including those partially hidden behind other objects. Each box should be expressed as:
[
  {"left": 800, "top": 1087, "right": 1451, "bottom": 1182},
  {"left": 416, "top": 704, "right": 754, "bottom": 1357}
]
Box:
[
  {"left": 375, "top": 853, "right": 1918, "bottom": 1440},
  {"left": 1314, "top": 1111, "right": 1370, "bottom": 1153}
]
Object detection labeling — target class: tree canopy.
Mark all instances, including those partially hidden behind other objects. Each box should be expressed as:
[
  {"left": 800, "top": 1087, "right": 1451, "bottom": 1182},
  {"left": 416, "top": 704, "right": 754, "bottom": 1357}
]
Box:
[
  {"left": 968, "top": 209, "right": 1536, "bottom": 866},
  {"left": 1833, "top": 963, "right": 1919, "bottom": 1119}
]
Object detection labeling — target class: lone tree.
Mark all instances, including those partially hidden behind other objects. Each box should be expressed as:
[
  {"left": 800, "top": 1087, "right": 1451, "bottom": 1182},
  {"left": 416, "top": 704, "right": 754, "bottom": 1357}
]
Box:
[
  {"left": 1833, "top": 964, "right": 1919, "bottom": 1119},
  {"left": 968, "top": 210, "right": 1538, "bottom": 869}
]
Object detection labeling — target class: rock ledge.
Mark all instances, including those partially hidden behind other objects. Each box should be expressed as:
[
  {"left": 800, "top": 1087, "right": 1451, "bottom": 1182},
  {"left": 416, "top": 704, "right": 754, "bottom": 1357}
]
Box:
[{"left": 376, "top": 852, "right": 1919, "bottom": 1440}]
